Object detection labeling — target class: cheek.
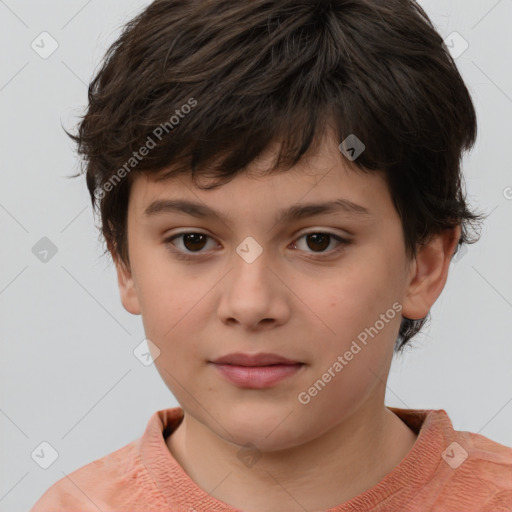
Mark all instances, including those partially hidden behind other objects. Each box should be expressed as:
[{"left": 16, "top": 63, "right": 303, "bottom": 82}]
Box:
[
  {"left": 308, "top": 268, "right": 383, "bottom": 324},
  {"left": 133, "top": 253, "right": 195, "bottom": 329},
  {"left": 135, "top": 268, "right": 211, "bottom": 363},
  {"left": 305, "top": 264, "right": 401, "bottom": 357}
]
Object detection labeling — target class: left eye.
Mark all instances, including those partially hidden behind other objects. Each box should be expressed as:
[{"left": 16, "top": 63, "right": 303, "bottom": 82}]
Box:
[
  {"left": 292, "top": 232, "right": 346, "bottom": 254},
  {"left": 166, "top": 232, "right": 218, "bottom": 254},
  {"left": 164, "top": 231, "right": 348, "bottom": 258}
]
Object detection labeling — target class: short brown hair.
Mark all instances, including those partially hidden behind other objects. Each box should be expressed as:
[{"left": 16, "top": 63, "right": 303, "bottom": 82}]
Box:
[{"left": 66, "top": 0, "right": 486, "bottom": 352}]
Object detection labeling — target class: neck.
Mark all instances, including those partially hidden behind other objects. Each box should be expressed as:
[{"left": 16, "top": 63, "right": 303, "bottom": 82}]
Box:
[{"left": 166, "top": 400, "right": 418, "bottom": 512}]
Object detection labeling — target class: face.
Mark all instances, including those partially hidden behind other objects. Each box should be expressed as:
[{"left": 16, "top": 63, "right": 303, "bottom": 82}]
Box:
[{"left": 116, "top": 130, "right": 423, "bottom": 452}]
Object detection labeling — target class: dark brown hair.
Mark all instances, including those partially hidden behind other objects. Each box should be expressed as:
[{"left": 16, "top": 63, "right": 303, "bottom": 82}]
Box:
[{"left": 66, "top": 0, "right": 486, "bottom": 352}]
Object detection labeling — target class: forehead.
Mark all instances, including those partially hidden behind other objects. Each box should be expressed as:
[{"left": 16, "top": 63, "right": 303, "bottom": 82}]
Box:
[{"left": 126, "top": 131, "right": 393, "bottom": 221}]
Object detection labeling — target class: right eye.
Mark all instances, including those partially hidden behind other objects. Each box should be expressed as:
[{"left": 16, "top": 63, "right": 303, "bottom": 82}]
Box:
[{"left": 163, "top": 231, "right": 219, "bottom": 259}]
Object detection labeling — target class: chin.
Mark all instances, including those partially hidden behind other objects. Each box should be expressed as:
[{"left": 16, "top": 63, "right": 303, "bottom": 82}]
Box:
[
  {"left": 228, "top": 429, "right": 301, "bottom": 453},
  {"left": 217, "top": 409, "right": 308, "bottom": 453}
]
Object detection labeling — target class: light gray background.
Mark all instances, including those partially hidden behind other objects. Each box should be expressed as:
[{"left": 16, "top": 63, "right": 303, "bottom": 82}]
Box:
[{"left": 1, "top": 1, "right": 511, "bottom": 510}]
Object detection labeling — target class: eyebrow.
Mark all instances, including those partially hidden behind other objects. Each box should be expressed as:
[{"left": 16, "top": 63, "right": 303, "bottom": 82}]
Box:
[{"left": 143, "top": 198, "right": 372, "bottom": 224}]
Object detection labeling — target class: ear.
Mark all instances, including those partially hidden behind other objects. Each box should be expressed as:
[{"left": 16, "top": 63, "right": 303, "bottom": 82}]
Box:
[
  {"left": 114, "top": 258, "right": 141, "bottom": 315},
  {"left": 401, "top": 225, "right": 461, "bottom": 320}
]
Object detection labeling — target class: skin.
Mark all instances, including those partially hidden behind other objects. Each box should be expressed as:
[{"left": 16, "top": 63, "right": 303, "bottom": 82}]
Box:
[{"left": 115, "top": 127, "right": 460, "bottom": 511}]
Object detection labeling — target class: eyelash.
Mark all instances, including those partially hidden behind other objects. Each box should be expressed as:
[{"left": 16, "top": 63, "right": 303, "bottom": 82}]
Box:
[{"left": 162, "top": 230, "right": 351, "bottom": 261}]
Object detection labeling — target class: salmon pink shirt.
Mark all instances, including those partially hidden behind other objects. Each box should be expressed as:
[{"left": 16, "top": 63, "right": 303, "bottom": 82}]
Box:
[{"left": 30, "top": 406, "right": 512, "bottom": 512}]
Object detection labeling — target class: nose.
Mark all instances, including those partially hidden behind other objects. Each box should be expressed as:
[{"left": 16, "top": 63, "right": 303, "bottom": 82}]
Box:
[{"left": 216, "top": 247, "right": 291, "bottom": 332}]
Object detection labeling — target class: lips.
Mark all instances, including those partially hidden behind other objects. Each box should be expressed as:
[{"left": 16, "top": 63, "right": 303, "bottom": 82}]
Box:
[
  {"left": 211, "top": 352, "right": 301, "bottom": 366},
  {"left": 209, "top": 352, "right": 304, "bottom": 388}
]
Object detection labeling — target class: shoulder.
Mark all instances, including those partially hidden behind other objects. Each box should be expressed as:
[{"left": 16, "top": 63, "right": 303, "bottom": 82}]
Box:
[
  {"left": 29, "top": 439, "right": 165, "bottom": 511},
  {"left": 456, "top": 430, "right": 512, "bottom": 507},
  {"left": 390, "top": 407, "right": 512, "bottom": 511},
  {"left": 431, "top": 423, "right": 512, "bottom": 511}
]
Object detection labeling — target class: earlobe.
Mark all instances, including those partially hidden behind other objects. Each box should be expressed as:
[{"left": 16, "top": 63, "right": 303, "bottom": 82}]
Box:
[
  {"left": 115, "top": 259, "right": 141, "bottom": 315},
  {"left": 401, "top": 226, "right": 461, "bottom": 320}
]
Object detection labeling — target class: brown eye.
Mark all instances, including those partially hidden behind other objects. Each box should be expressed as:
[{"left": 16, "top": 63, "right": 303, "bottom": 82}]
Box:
[
  {"left": 163, "top": 232, "right": 217, "bottom": 257},
  {"left": 293, "top": 232, "right": 348, "bottom": 255},
  {"left": 305, "top": 233, "right": 331, "bottom": 252},
  {"left": 181, "top": 233, "right": 208, "bottom": 252}
]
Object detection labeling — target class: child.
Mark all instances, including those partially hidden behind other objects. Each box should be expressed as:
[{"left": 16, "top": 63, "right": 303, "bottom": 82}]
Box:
[{"left": 30, "top": 0, "right": 512, "bottom": 510}]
